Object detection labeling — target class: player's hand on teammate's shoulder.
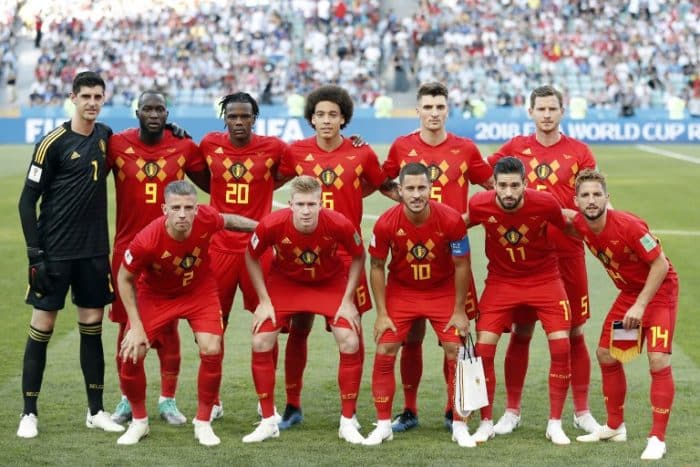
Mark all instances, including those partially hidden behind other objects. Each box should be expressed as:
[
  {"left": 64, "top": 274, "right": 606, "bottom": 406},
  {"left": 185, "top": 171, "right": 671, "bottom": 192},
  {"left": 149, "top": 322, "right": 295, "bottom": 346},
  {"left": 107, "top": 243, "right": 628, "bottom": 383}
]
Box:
[
  {"left": 348, "top": 134, "right": 367, "bottom": 147},
  {"left": 165, "top": 122, "right": 191, "bottom": 139}
]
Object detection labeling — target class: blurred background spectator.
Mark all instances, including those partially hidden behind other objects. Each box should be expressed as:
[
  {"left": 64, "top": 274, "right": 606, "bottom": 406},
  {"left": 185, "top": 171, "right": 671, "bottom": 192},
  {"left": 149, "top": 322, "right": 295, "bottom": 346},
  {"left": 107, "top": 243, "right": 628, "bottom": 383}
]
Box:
[{"left": 0, "top": 0, "right": 696, "bottom": 116}]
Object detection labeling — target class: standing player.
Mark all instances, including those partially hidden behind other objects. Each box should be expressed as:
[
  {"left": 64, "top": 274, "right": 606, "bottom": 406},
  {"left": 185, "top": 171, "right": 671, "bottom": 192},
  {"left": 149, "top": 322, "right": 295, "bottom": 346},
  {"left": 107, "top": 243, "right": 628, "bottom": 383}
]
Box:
[
  {"left": 116, "top": 181, "right": 257, "bottom": 446},
  {"left": 275, "top": 85, "right": 385, "bottom": 429},
  {"left": 242, "top": 176, "right": 366, "bottom": 444},
  {"left": 362, "top": 163, "right": 473, "bottom": 447},
  {"left": 17, "top": 71, "right": 124, "bottom": 438},
  {"left": 569, "top": 170, "right": 677, "bottom": 461},
  {"left": 487, "top": 85, "right": 600, "bottom": 435},
  {"left": 108, "top": 90, "right": 209, "bottom": 426},
  {"left": 467, "top": 157, "right": 572, "bottom": 445},
  {"left": 200, "top": 92, "right": 287, "bottom": 421},
  {"left": 380, "top": 82, "right": 493, "bottom": 431}
]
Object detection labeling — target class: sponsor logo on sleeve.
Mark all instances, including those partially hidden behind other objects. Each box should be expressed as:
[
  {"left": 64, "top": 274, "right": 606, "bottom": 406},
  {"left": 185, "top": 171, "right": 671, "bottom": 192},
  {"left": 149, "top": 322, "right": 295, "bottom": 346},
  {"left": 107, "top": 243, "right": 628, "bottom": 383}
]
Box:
[
  {"left": 251, "top": 232, "right": 259, "bottom": 249},
  {"left": 125, "top": 249, "right": 133, "bottom": 265}
]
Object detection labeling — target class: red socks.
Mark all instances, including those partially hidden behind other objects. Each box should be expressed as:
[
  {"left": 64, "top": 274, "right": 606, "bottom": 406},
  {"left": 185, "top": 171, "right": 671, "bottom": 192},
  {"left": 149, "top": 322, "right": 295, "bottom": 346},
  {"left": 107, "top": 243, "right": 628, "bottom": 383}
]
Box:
[
  {"left": 372, "top": 353, "right": 397, "bottom": 419},
  {"left": 504, "top": 333, "right": 532, "bottom": 412},
  {"left": 196, "top": 353, "right": 222, "bottom": 421},
  {"left": 649, "top": 366, "right": 674, "bottom": 441},
  {"left": 476, "top": 342, "right": 497, "bottom": 421},
  {"left": 338, "top": 351, "right": 362, "bottom": 418},
  {"left": 547, "top": 337, "right": 571, "bottom": 420},
  {"left": 285, "top": 326, "right": 311, "bottom": 408},
  {"left": 569, "top": 333, "right": 591, "bottom": 414},
  {"left": 600, "top": 361, "right": 626, "bottom": 429},
  {"left": 157, "top": 320, "right": 181, "bottom": 399},
  {"left": 399, "top": 342, "right": 422, "bottom": 414},
  {"left": 252, "top": 350, "right": 276, "bottom": 418},
  {"left": 120, "top": 358, "right": 147, "bottom": 419}
]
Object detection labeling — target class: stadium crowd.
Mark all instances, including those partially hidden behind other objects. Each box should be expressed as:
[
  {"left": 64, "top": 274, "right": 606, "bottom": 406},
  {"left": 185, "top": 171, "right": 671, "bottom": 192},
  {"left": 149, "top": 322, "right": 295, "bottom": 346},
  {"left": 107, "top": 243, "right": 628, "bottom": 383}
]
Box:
[{"left": 8, "top": 0, "right": 700, "bottom": 113}]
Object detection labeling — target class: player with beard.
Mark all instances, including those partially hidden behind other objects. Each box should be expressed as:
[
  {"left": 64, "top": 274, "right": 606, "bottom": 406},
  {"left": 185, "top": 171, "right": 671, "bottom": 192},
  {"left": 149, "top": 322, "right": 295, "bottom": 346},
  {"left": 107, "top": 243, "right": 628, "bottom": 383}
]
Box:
[
  {"left": 465, "top": 157, "right": 573, "bottom": 445},
  {"left": 488, "top": 85, "right": 600, "bottom": 437},
  {"left": 568, "top": 169, "right": 677, "bottom": 461}
]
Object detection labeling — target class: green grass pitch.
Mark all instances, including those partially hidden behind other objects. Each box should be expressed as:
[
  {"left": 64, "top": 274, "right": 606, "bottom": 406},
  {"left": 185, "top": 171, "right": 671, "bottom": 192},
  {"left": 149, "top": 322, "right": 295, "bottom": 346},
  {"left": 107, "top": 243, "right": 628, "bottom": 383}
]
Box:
[{"left": 0, "top": 143, "right": 698, "bottom": 465}]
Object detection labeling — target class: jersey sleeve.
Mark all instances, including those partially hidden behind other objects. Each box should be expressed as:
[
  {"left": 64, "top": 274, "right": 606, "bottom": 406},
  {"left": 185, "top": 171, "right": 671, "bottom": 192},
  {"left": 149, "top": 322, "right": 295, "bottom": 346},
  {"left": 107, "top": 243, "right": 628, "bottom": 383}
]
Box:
[
  {"left": 184, "top": 140, "right": 206, "bottom": 172},
  {"left": 544, "top": 194, "right": 567, "bottom": 232},
  {"left": 123, "top": 230, "right": 152, "bottom": 275},
  {"left": 360, "top": 146, "right": 386, "bottom": 189},
  {"left": 466, "top": 195, "right": 484, "bottom": 227},
  {"left": 278, "top": 146, "right": 296, "bottom": 177},
  {"left": 368, "top": 216, "right": 391, "bottom": 260},
  {"left": 24, "top": 129, "right": 63, "bottom": 191},
  {"left": 336, "top": 215, "right": 365, "bottom": 258},
  {"left": 487, "top": 140, "right": 512, "bottom": 166},
  {"left": 623, "top": 217, "right": 663, "bottom": 263},
  {"left": 446, "top": 211, "right": 469, "bottom": 256},
  {"left": 579, "top": 143, "right": 597, "bottom": 170},
  {"left": 466, "top": 144, "right": 493, "bottom": 185},
  {"left": 197, "top": 205, "right": 225, "bottom": 233},
  {"left": 382, "top": 141, "right": 401, "bottom": 179},
  {"left": 248, "top": 220, "right": 271, "bottom": 259}
]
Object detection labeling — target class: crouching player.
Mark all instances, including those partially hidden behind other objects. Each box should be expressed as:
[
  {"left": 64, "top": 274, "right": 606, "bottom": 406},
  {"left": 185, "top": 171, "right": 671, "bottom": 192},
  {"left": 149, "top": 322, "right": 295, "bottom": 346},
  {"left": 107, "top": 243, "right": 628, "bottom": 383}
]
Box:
[
  {"left": 570, "top": 169, "right": 678, "bottom": 461},
  {"left": 116, "top": 181, "right": 257, "bottom": 446},
  {"left": 363, "top": 163, "right": 472, "bottom": 447},
  {"left": 242, "top": 176, "right": 366, "bottom": 444}
]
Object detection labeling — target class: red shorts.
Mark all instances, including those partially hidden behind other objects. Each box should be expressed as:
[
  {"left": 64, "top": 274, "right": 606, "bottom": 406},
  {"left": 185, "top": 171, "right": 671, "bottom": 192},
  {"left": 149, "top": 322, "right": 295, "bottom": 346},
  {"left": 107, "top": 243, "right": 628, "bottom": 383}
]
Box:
[
  {"left": 599, "top": 278, "right": 678, "bottom": 354},
  {"left": 135, "top": 277, "right": 223, "bottom": 341},
  {"left": 257, "top": 314, "right": 353, "bottom": 333},
  {"left": 513, "top": 254, "right": 589, "bottom": 327},
  {"left": 477, "top": 277, "right": 571, "bottom": 336},
  {"left": 210, "top": 248, "right": 272, "bottom": 316},
  {"left": 339, "top": 254, "right": 372, "bottom": 314},
  {"left": 109, "top": 249, "right": 128, "bottom": 323}
]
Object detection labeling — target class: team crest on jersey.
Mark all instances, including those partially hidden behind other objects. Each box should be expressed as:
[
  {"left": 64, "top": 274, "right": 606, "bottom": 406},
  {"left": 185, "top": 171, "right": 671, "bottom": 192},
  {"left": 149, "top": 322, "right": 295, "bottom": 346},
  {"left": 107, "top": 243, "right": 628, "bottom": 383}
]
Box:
[
  {"left": 299, "top": 250, "right": 318, "bottom": 265},
  {"left": 99, "top": 139, "right": 106, "bottom": 155},
  {"left": 504, "top": 228, "right": 522, "bottom": 245},
  {"left": 180, "top": 255, "right": 196, "bottom": 269},
  {"left": 319, "top": 168, "right": 337, "bottom": 186},
  {"left": 427, "top": 164, "right": 442, "bottom": 182},
  {"left": 143, "top": 161, "right": 160, "bottom": 178},
  {"left": 229, "top": 162, "right": 247, "bottom": 179},
  {"left": 534, "top": 163, "right": 552, "bottom": 180},
  {"left": 410, "top": 243, "right": 429, "bottom": 260}
]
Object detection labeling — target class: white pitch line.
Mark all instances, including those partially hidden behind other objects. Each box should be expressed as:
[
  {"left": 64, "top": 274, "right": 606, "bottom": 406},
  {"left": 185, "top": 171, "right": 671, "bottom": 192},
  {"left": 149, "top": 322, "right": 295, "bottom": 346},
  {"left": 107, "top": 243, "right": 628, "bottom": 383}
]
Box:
[
  {"left": 273, "top": 203, "right": 699, "bottom": 235},
  {"left": 635, "top": 144, "right": 700, "bottom": 164}
]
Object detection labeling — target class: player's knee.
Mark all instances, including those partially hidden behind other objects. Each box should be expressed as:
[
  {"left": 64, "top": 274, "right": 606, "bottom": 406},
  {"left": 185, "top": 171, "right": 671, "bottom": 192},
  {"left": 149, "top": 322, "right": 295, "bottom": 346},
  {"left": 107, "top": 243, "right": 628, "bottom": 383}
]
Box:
[
  {"left": 376, "top": 342, "right": 401, "bottom": 356},
  {"left": 595, "top": 346, "right": 615, "bottom": 364},
  {"left": 251, "top": 332, "right": 276, "bottom": 352},
  {"left": 337, "top": 333, "right": 359, "bottom": 354},
  {"left": 647, "top": 352, "right": 671, "bottom": 372},
  {"left": 197, "top": 335, "right": 222, "bottom": 355},
  {"left": 441, "top": 342, "right": 460, "bottom": 359},
  {"left": 30, "top": 309, "right": 57, "bottom": 332}
]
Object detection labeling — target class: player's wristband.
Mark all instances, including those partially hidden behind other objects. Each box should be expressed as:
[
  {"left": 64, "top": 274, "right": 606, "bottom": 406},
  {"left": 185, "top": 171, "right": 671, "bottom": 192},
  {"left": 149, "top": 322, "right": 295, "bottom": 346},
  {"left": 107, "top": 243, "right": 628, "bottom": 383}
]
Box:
[{"left": 27, "top": 247, "right": 45, "bottom": 260}]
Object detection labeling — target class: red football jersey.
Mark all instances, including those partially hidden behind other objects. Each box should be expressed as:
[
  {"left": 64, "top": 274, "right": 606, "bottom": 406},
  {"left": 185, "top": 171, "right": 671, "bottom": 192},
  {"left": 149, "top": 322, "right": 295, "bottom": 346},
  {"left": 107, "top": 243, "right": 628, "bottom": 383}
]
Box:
[
  {"left": 123, "top": 205, "right": 224, "bottom": 296},
  {"left": 488, "top": 134, "right": 596, "bottom": 256},
  {"left": 572, "top": 210, "right": 678, "bottom": 293},
  {"left": 279, "top": 136, "right": 385, "bottom": 230},
  {"left": 468, "top": 188, "right": 565, "bottom": 283},
  {"left": 200, "top": 132, "right": 286, "bottom": 253},
  {"left": 370, "top": 201, "right": 467, "bottom": 291},
  {"left": 383, "top": 132, "right": 492, "bottom": 213},
  {"left": 108, "top": 129, "right": 205, "bottom": 251},
  {"left": 248, "top": 208, "right": 364, "bottom": 283}
]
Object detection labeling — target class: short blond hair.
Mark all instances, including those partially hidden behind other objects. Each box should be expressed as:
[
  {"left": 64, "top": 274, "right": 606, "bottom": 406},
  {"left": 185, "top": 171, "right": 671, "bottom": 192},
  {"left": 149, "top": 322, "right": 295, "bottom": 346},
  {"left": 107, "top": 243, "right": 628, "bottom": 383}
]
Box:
[
  {"left": 290, "top": 175, "right": 321, "bottom": 197},
  {"left": 575, "top": 168, "right": 607, "bottom": 194}
]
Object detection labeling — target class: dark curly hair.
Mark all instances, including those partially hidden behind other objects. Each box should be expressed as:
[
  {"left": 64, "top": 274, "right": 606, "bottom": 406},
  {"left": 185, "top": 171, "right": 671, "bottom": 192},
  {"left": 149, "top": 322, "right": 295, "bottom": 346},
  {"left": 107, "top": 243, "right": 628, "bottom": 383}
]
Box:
[
  {"left": 218, "top": 92, "right": 259, "bottom": 120},
  {"left": 304, "top": 85, "right": 353, "bottom": 129}
]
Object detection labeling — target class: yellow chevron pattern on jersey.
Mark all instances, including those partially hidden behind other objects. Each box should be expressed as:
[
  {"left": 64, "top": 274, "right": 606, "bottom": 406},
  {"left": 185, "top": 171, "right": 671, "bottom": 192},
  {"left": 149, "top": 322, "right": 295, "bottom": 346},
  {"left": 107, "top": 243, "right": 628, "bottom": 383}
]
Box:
[{"left": 34, "top": 126, "right": 66, "bottom": 165}]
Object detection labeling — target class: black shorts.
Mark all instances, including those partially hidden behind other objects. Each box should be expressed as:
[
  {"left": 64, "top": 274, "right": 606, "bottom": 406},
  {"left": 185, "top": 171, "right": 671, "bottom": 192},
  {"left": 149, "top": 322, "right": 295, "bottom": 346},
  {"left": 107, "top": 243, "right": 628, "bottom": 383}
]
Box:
[{"left": 25, "top": 256, "right": 114, "bottom": 311}]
